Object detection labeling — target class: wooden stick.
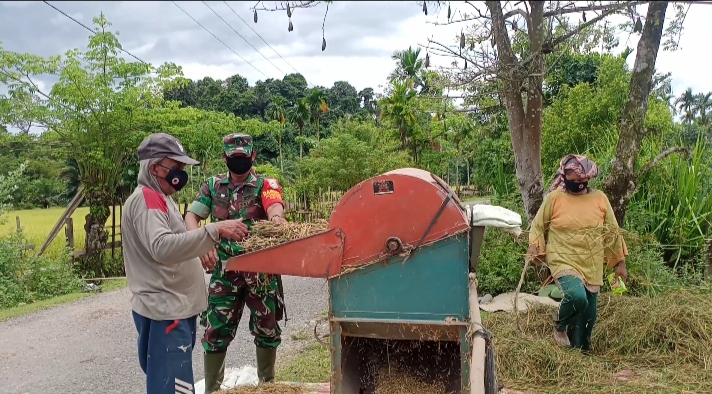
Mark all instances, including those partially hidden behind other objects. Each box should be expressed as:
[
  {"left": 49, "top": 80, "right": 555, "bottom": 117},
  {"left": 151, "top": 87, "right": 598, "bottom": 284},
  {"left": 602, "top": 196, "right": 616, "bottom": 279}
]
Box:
[{"left": 469, "top": 273, "right": 486, "bottom": 394}]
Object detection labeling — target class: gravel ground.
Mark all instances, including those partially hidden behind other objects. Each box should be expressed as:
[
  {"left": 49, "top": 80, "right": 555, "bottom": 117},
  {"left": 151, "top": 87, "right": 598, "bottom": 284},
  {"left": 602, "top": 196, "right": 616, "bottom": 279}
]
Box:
[{"left": 0, "top": 275, "right": 328, "bottom": 394}]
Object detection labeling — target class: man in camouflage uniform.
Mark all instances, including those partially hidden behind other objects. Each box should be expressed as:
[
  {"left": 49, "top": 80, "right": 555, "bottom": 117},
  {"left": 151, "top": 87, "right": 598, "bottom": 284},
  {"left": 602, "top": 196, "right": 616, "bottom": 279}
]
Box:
[{"left": 184, "top": 134, "right": 287, "bottom": 394}]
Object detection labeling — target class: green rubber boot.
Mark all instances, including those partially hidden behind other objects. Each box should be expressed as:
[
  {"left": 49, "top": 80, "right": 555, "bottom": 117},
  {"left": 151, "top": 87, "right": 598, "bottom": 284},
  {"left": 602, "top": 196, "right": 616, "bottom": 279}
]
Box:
[
  {"left": 256, "top": 346, "right": 277, "bottom": 384},
  {"left": 203, "top": 352, "right": 227, "bottom": 394}
]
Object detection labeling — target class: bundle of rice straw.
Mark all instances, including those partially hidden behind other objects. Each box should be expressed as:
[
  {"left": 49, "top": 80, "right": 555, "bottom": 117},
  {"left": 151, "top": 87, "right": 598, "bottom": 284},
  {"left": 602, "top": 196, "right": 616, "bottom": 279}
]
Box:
[
  {"left": 240, "top": 220, "right": 329, "bottom": 253},
  {"left": 217, "top": 384, "right": 304, "bottom": 394},
  {"left": 374, "top": 363, "right": 449, "bottom": 394}
]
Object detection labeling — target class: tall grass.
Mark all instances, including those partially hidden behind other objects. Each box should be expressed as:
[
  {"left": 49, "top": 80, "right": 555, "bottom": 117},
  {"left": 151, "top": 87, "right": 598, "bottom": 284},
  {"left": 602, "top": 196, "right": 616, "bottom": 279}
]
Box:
[{"left": 631, "top": 137, "right": 712, "bottom": 270}]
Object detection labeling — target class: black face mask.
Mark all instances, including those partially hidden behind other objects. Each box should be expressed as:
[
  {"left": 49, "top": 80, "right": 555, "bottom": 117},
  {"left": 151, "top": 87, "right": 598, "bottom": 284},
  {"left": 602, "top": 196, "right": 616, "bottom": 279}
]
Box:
[
  {"left": 226, "top": 156, "right": 253, "bottom": 175},
  {"left": 564, "top": 178, "right": 588, "bottom": 193},
  {"left": 156, "top": 164, "right": 189, "bottom": 192}
]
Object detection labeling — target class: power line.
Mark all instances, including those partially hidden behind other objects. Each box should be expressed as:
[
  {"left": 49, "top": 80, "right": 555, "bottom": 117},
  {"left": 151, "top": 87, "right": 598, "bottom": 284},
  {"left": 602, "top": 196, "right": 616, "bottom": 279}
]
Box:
[
  {"left": 201, "top": 1, "right": 286, "bottom": 78},
  {"left": 221, "top": 1, "right": 311, "bottom": 85},
  {"left": 42, "top": 1, "right": 148, "bottom": 64},
  {"left": 171, "top": 1, "right": 270, "bottom": 79}
]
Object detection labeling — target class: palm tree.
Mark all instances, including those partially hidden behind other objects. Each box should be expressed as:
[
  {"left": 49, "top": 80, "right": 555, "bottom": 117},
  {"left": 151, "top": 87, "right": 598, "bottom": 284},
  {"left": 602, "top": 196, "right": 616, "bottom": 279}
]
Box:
[
  {"left": 675, "top": 88, "right": 696, "bottom": 124},
  {"left": 389, "top": 47, "right": 424, "bottom": 87},
  {"left": 306, "top": 88, "right": 329, "bottom": 141},
  {"left": 694, "top": 92, "right": 712, "bottom": 125},
  {"left": 290, "top": 98, "right": 310, "bottom": 157},
  {"left": 266, "top": 95, "right": 287, "bottom": 173},
  {"left": 379, "top": 81, "right": 419, "bottom": 160}
]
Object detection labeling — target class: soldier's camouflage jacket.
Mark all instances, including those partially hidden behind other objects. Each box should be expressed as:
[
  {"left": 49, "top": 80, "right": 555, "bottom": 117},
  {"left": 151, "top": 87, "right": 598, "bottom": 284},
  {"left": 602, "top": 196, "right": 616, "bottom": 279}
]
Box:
[{"left": 188, "top": 171, "right": 284, "bottom": 261}]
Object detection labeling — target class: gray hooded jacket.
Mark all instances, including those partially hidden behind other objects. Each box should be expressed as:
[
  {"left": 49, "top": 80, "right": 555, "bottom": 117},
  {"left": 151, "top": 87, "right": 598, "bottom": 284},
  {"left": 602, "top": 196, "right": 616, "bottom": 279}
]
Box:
[{"left": 122, "top": 159, "right": 220, "bottom": 320}]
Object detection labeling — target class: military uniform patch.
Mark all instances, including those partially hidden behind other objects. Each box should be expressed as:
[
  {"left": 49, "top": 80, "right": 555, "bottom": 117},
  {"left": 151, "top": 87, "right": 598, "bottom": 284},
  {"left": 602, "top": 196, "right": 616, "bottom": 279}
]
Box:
[
  {"left": 262, "top": 190, "right": 281, "bottom": 200},
  {"left": 266, "top": 178, "right": 279, "bottom": 189}
]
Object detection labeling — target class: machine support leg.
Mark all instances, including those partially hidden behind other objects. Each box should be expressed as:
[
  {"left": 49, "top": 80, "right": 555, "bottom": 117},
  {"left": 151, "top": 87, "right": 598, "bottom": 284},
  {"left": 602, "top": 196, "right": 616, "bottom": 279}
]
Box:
[
  {"left": 330, "top": 321, "right": 342, "bottom": 394},
  {"left": 469, "top": 273, "right": 486, "bottom": 394},
  {"left": 460, "top": 328, "right": 471, "bottom": 392}
]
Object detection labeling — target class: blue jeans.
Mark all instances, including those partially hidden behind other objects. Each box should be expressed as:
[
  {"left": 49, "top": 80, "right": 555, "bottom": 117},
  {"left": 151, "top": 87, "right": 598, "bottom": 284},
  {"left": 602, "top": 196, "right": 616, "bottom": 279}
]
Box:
[{"left": 132, "top": 311, "right": 197, "bottom": 394}]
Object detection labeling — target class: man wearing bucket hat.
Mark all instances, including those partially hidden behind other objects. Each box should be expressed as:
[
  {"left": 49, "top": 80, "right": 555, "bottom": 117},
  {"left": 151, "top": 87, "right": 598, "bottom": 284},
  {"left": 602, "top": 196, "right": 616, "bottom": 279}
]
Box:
[
  {"left": 184, "top": 133, "right": 288, "bottom": 393},
  {"left": 122, "top": 132, "right": 250, "bottom": 394}
]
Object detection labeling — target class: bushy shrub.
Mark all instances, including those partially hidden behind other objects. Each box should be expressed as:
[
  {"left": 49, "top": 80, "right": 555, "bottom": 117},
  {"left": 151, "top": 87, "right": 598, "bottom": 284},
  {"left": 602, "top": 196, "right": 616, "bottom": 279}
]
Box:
[{"left": 0, "top": 231, "right": 82, "bottom": 308}]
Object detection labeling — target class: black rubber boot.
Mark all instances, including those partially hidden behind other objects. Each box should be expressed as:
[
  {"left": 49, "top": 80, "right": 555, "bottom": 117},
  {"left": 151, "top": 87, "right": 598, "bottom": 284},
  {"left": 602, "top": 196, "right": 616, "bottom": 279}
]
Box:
[
  {"left": 203, "top": 352, "right": 227, "bottom": 394},
  {"left": 255, "top": 346, "right": 277, "bottom": 384}
]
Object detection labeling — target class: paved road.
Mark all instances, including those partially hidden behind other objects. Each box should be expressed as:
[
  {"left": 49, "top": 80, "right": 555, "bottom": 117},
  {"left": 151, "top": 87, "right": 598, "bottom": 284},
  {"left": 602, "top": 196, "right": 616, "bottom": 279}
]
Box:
[{"left": 0, "top": 275, "right": 328, "bottom": 394}]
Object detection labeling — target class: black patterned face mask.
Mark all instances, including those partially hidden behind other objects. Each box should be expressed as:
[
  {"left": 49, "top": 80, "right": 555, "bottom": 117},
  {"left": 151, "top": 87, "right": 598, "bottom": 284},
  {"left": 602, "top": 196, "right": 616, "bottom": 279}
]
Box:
[
  {"left": 156, "top": 163, "right": 189, "bottom": 192},
  {"left": 564, "top": 178, "right": 587, "bottom": 193}
]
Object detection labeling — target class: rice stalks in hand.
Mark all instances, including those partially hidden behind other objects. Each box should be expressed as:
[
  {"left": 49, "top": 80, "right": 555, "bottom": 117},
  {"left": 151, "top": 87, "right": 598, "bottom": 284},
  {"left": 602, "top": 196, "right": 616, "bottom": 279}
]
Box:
[{"left": 240, "top": 220, "right": 329, "bottom": 253}]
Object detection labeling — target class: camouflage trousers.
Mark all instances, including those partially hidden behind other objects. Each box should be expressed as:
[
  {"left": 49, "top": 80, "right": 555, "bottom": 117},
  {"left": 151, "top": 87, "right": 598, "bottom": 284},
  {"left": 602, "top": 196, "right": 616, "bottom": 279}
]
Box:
[{"left": 200, "top": 268, "right": 282, "bottom": 354}]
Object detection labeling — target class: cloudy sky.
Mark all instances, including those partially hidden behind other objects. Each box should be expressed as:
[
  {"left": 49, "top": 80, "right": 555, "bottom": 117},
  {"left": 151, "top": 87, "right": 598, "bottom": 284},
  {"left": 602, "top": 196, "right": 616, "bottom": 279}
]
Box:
[{"left": 0, "top": 1, "right": 710, "bottom": 100}]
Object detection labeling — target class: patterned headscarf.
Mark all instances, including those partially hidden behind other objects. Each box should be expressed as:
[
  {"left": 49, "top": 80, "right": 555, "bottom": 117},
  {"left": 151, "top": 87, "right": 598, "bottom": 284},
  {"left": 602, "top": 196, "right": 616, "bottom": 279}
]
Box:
[{"left": 548, "top": 154, "right": 599, "bottom": 193}]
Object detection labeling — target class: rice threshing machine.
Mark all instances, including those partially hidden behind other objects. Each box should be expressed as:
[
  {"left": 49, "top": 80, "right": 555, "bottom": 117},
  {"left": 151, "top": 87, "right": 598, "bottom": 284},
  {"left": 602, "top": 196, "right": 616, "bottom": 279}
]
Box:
[{"left": 226, "top": 168, "right": 521, "bottom": 394}]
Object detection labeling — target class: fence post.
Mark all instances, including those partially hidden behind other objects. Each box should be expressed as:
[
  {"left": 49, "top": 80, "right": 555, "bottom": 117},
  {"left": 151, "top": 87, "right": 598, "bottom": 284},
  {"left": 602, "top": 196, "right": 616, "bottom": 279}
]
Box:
[
  {"left": 111, "top": 204, "right": 117, "bottom": 259},
  {"left": 65, "top": 217, "right": 75, "bottom": 261}
]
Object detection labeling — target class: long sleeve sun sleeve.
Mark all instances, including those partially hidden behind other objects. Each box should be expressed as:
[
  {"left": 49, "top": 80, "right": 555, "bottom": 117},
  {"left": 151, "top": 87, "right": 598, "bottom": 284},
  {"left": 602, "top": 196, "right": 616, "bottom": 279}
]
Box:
[
  {"left": 528, "top": 193, "right": 553, "bottom": 261},
  {"left": 602, "top": 194, "right": 628, "bottom": 268}
]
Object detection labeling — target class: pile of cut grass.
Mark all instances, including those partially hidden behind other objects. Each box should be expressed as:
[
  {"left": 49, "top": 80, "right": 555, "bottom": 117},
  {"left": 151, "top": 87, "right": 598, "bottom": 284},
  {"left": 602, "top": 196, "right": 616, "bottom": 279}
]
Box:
[
  {"left": 485, "top": 292, "right": 712, "bottom": 394},
  {"left": 374, "top": 363, "right": 449, "bottom": 394},
  {"left": 241, "top": 220, "right": 329, "bottom": 253}
]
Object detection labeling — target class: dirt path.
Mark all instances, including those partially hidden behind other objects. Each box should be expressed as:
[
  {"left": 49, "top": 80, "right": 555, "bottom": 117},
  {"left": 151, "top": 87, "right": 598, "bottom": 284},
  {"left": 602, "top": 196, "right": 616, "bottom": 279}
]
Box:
[{"left": 0, "top": 275, "right": 328, "bottom": 394}]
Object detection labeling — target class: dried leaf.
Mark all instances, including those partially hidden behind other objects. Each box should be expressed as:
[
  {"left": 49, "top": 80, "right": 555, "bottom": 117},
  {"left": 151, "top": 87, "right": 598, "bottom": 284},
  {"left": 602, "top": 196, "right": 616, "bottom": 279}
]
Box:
[
  {"left": 287, "top": 4, "right": 292, "bottom": 18},
  {"left": 322, "top": 37, "right": 327, "bottom": 51},
  {"left": 423, "top": 2, "right": 428, "bottom": 15},
  {"left": 253, "top": 10, "right": 258, "bottom": 23},
  {"left": 288, "top": 19, "right": 293, "bottom": 32}
]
